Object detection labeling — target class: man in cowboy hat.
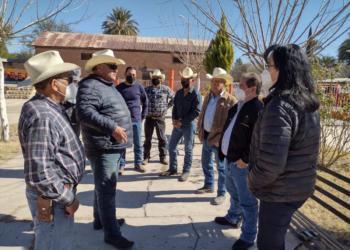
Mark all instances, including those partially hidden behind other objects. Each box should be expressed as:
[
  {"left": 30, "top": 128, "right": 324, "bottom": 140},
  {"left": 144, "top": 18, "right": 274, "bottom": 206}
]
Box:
[
  {"left": 215, "top": 73, "right": 263, "bottom": 250},
  {"left": 160, "top": 67, "right": 202, "bottom": 181},
  {"left": 63, "top": 69, "right": 81, "bottom": 137},
  {"left": 116, "top": 66, "right": 148, "bottom": 174},
  {"left": 143, "top": 69, "right": 175, "bottom": 166},
  {"left": 76, "top": 49, "right": 134, "bottom": 249},
  {"left": 18, "top": 50, "right": 85, "bottom": 250},
  {"left": 196, "top": 67, "right": 237, "bottom": 205}
]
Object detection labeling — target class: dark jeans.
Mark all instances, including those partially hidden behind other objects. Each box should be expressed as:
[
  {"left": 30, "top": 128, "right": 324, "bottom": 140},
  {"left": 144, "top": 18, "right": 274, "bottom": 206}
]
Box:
[
  {"left": 257, "top": 200, "right": 307, "bottom": 250},
  {"left": 225, "top": 162, "right": 258, "bottom": 243},
  {"left": 120, "top": 122, "right": 142, "bottom": 167},
  {"left": 87, "top": 150, "right": 124, "bottom": 241},
  {"left": 143, "top": 116, "right": 167, "bottom": 159},
  {"left": 201, "top": 132, "right": 226, "bottom": 196},
  {"left": 169, "top": 123, "right": 196, "bottom": 173}
]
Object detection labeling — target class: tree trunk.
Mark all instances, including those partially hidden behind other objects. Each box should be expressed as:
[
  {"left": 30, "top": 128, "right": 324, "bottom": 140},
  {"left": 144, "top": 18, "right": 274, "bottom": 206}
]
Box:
[
  {"left": 197, "top": 72, "right": 200, "bottom": 91},
  {"left": 0, "top": 60, "right": 10, "bottom": 141}
]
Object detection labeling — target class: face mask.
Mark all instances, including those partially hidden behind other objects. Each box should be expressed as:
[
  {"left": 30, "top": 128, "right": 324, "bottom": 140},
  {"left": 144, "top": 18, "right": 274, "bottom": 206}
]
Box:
[
  {"left": 181, "top": 80, "right": 190, "bottom": 88},
  {"left": 56, "top": 80, "right": 78, "bottom": 102},
  {"left": 261, "top": 69, "right": 277, "bottom": 87},
  {"left": 235, "top": 88, "right": 252, "bottom": 101},
  {"left": 126, "top": 75, "right": 135, "bottom": 84},
  {"left": 152, "top": 79, "right": 160, "bottom": 86}
]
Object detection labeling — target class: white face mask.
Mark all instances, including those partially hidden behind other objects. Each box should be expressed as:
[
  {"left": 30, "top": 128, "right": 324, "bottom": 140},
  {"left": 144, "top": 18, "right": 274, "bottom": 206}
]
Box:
[
  {"left": 235, "top": 88, "right": 252, "bottom": 101},
  {"left": 261, "top": 69, "right": 277, "bottom": 87},
  {"left": 56, "top": 80, "right": 78, "bottom": 102}
]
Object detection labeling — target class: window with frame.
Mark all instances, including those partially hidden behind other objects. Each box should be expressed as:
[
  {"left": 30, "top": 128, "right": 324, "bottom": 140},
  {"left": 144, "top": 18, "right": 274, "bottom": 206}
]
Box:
[{"left": 81, "top": 53, "right": 92, "bottom": 60}]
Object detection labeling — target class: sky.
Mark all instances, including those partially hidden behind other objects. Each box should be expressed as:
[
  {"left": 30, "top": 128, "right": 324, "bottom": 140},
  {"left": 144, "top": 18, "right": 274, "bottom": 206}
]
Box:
[{"left": 6, "top": 0, "right": 350, "bottom": 63}]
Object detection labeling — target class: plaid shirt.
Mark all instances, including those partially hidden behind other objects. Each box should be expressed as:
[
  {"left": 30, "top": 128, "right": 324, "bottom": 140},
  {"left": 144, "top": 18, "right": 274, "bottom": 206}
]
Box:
[
  {"left": 18, "top": 92, "right": 85, "bottom": 206},
  {"left": 145, "top": 85, "right": 175, "bottom": 117}
]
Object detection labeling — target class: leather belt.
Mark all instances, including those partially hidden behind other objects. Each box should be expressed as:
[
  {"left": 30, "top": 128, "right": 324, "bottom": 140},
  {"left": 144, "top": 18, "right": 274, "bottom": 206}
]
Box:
[
  {"left": 147, "top": 115, "right": 165, "bottom": 120},
  {"left": 26, "top": 184, "right": 75, "bottom": 191}
]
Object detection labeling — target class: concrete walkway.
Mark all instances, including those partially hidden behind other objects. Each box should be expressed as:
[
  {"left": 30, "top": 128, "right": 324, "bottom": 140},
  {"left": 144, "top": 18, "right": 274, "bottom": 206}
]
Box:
[{"left": 0, "top": 115, "right": 301, "bottom": 250}]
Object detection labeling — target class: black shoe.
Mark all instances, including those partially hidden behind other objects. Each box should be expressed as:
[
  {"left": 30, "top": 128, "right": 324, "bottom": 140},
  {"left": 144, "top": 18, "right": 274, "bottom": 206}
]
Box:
[
  {"left": 159, "top": 169, "right": 178, "bottom": 176},
  {"left": 105, "top": 236, "right": 135, "bottom": 249},
  {"left": 232, "top": 239, "right": 254, "bottom": 250},
  {"left": 118, "top": 167, "right": 124, "bottom": 176},
  {"left": 93, "top": 218, "right": 125, "bottom": 230},
  {"left": 214, "top": 216, "right": 242, "bottom": 228},
  {"left": 195, "top": 187, "right": 214, "bottom": 194},
  {"left": 118, "top": 218, "right": 125, "bottom": 227}
]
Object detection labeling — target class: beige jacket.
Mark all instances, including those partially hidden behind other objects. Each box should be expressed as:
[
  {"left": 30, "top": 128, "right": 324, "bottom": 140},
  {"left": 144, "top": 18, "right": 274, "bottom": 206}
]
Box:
[{"left": 197, "top": 91, "right": 237, "bottom": 146}]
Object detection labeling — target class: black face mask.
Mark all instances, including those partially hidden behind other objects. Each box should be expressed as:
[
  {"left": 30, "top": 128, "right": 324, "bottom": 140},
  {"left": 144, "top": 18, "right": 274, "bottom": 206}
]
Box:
[
  {"left": 181, "top": 80, "right": 190, "bottom": 88},
  {"left": 151, "top": 79, "right": 160, "bottom": 86},
  {"left": 126, "top": 75, "right": 135, "bottom": 84}
]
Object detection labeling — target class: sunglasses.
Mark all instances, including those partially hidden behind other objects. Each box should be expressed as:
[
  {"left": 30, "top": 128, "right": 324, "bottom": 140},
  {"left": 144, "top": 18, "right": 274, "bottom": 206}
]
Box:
[{"left": 101, "top": 64, "right": 118, "bottom": 70}]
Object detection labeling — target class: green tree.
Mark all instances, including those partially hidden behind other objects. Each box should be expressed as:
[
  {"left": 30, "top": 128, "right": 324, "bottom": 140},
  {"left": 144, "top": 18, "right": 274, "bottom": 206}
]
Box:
[
  {"left": 0, "top": 42, "right": 11, "bottom": 58},
  {"left": 20, "top": 18, "right": 73, "bottom": 53},
  {"left": 11, "top": 49, "right": 34, "bottom": 59},
  {"left": 230, "top": 57, "right": 248, "bottom": 82},
  {"left": 338, "top": 33, "right": 350, "bottom": 65},
  {"left": 320, "top": 55, "right": 338, "bottom": 69},
  {"left": 203, "top": 13, "right": 234, "bottom": 74},
  {"left": 306, "top": 27, "right": 319, "bottom": 64},
  {"left": 102, "top": 7, "right": 139, "bottom": 35}
]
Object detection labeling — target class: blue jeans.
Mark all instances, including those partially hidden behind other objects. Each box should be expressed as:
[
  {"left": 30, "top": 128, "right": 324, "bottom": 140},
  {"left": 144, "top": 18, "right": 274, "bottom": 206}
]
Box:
[
  {"left": 88, "top": 150, "right": 123, "bottom": 241},
  {"left": 169, "top": 123, "right": 196, "bottom": 173},
  {"left": 201, "top": 132, "right": 226, "bottom": 196},
  {"left": 120, "top": 122, "right": 142, "bottom": 167},
  {"left": 257, "top": 200, "right": 306, "bottom": 250},
  {"left": 225, "top": 162, "right": 259, "bottom": 243},
  {"left": 26, "top": 187, "right": 74, "bottom": 250}
]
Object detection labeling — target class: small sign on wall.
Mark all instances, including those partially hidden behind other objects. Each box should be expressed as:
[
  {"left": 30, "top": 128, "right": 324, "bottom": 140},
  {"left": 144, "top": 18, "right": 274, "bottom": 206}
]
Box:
[
  {"left": 4, "top": 68, "right": 28, "bottom": 82},
  {"left": 141, "top": 70, "right": 153, "bottom": 80}
]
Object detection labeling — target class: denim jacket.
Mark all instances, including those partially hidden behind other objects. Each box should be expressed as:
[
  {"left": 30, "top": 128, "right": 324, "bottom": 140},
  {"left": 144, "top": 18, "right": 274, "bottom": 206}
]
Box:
[{"left": 172, "top": 86, "right": 202, "bottom": 125}]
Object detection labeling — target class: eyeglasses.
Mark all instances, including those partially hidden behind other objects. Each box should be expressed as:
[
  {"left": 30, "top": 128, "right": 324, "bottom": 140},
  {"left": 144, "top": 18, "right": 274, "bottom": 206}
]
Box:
[
  {"left": 265, "top": 64, "right": 275, "bottom": 70},
  {"left": 101, "top": 64, "right": 118, "bottom": 70}
]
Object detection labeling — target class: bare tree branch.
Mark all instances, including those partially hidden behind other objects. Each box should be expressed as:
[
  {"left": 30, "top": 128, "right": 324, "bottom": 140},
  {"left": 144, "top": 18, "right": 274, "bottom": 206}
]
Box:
[{"left": 183, "top": 0, "right": 350, "bottom": 70}]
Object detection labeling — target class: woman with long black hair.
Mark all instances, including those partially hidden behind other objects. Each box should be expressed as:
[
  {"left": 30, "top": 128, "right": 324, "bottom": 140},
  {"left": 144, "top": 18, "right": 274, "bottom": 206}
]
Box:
[{"left": 248, "top": 44, "right": 321, "bottom": 250}]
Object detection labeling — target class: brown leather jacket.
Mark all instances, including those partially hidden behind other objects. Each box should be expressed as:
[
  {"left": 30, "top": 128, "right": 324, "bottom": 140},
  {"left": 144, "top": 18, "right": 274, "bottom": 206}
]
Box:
[{"left": 197, "top": 91, "right": 237, "bottom": 146}]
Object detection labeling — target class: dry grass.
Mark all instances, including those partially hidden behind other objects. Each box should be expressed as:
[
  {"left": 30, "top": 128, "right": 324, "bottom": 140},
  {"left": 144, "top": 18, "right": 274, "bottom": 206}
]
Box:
[
  {"left": 0, "top": 123, "right": 22, "bottom": 165},
  {"left": 299, "top": 162, "right": 350, "bottom": 247}
]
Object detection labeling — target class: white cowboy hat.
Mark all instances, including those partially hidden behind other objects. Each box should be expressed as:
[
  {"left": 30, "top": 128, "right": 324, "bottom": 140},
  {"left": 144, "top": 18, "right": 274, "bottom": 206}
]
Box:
[
  {"left": 206, "top": 67, "right": 233, "bottom": 84},
  {"left": 69, "top": 69, "right": 81, "bottom": 81},
  {"left": 150, "top": 69, "right": 165, "bottom": 81},
  {"left": 179, "top": 67, "right": 197, "bottom": 78},
  {"left": 18, "top": 50, "right": 80, "bottom": 88},
  {"left": 85, "top": 49, "right": 125, "bottom": 74}
]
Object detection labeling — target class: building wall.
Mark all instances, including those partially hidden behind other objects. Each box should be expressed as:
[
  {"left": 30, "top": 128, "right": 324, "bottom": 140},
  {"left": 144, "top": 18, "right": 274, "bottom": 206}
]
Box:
[{"left": 35, "top": 47, "right": 208, "bottom": 91}]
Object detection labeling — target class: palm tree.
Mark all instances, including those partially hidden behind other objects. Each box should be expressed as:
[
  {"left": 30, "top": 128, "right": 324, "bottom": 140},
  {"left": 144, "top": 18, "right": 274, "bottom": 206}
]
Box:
[
  {"left": 320, "top": 55, "right": 338, "bottom": 69},
  {"left": 102, "top": 7, "right": 139, "bottom": 36},
  {"left": 338, "top": 33, "right": 350, "bottom": 65}
]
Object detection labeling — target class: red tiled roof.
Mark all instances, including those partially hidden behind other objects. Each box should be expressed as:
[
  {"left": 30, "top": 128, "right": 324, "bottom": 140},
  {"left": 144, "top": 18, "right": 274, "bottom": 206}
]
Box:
[{"left": 32, "top": 32, "right": 210, "bottom": 53}]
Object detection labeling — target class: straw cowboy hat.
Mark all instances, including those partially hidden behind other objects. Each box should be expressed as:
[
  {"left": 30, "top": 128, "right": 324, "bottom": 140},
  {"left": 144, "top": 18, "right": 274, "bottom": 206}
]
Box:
[
  {"left": 150, "top": 69, "right": 165, "bottom": 81},
  {"left": 206, "top": 67, "right": 233, "bottom": 84},
  {"left": 18, "top": 50, "right": 80, "bottom": 88},
  {"left": 85, "top": 49, "right": 125, "bottom": 74},
  {"left": 179, "top": 67, "right": 197, "bottom": 78}
]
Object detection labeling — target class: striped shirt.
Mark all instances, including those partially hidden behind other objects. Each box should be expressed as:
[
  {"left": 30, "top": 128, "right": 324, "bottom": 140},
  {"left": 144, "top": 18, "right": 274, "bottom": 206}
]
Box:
[
  {"left": 18, "top": 92, "right": 85, "bottom": 206},
  {"left": 145, "top": 85, "right": 175, "bottom": 117}
]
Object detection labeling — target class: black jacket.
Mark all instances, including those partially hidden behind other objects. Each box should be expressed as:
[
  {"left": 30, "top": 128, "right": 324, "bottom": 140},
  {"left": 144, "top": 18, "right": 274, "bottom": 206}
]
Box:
[
  {"left": 76, "top": 74, "right": 133, "bottom": 156},
  {"left": 248, "top": 95, "right": 320, "bottom": 202},
  {"left": 218, "top": 97, "right": 263, "bottom": 163}
]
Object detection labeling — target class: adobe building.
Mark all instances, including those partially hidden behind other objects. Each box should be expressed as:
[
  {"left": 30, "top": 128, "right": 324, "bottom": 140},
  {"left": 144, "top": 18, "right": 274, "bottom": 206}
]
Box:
[{"left": 32, "top": 31, "right": 210, "bottom": 91}]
